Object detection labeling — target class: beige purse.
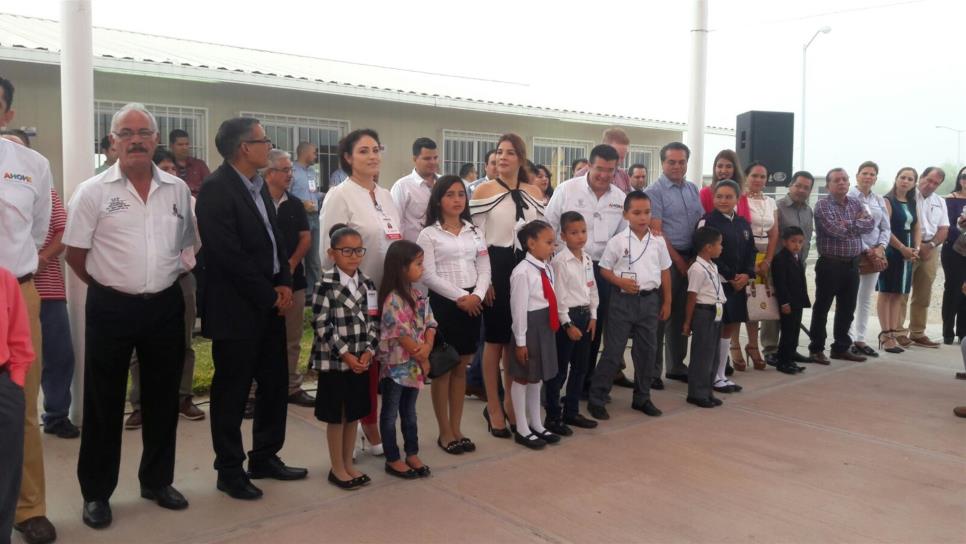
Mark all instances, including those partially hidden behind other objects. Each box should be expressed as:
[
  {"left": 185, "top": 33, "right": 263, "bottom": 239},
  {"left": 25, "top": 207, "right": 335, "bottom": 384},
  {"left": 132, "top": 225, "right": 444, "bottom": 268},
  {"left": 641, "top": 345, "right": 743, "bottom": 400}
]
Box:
[{"left": 746, "top": 281, "right": 780, "bottom": 321}]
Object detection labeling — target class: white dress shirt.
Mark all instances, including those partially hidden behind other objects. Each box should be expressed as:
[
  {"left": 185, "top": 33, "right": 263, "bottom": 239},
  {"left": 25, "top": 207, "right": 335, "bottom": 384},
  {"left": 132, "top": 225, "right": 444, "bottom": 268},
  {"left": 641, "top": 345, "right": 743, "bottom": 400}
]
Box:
[
  {"left": 339, "top": 267, "right": 360, "bottom": 296},
  {"left": 543, "top": 174, "right": 626, "bottom": 261},
  {"left": 390, "top": 169, "right": 438, "bottom": 242},
  {"left": 550, "top": 248, "right": 599, "bottom": 323},
  {"left": 0, "top": 138, "right": 52, "bottom": 277},
  {"left": 687, "top": 256, "right": 727, "bottom": 305},
  {"left": 599, "top": 227, "right": 672, "bottom": 291},
  {"left": 916, "top": 191, "right": 950, "bottom": 241},
  {"left": 416, "top": 220, "right": 491, "bottom": 302},
  {"left": 510, "top": 253, "right": 555, "bottom": 346},
  {"left": 63, "top": 163, "right": 195, "bottom": 294}
]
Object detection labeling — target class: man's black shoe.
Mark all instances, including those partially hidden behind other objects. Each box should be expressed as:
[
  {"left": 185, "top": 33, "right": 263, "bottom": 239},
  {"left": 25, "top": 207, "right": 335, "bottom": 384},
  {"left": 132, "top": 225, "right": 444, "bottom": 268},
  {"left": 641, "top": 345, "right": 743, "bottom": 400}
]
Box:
[
  {"left": 792, "top": 352, "right": 814, "bottom": 363},
  {"left": 564, "top": 413, "right": 599, "bottom": 428},
  {"left": 140, "top": 485, "right": 189, "bottom": 510},
  {"left": 686, "top": 397, "right": 715, "bottom": 408},
  {"left": 587, "top": 403, "right": 609, "bottom": 420},
  {"left": 82, "top": 501, "right": 112, "bottom": 529},
  {"left": 217, "top": 477, "right": 263, "bottom": 500},
  {"left": 544, "top": 418, "right": 573, "bottom": 436},
  {"left": 631, "top": 400, "right": 662, "bottom": 417},
  {"left": 43, "top": 418, "right": 80, "bottom": 439},
  {"left": 665, "top": 373, "right": 688, "bottom": 383},
  {"left": 650, "top": 377, "right": 665, "bottom": 390},
  {"left": 248, "top": 457, "right": 308, "bottom": 481}
]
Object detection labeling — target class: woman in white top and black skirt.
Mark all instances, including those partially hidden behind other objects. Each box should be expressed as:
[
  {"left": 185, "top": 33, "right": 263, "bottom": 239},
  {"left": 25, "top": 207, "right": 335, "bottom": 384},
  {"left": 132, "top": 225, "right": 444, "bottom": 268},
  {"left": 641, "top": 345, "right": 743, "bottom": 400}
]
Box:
[
  {"left": 417, "top": 175, "right": 491, "bottom": 455},
  {"left": 469, "top": 134, "right": 545, "bottom": 437}
]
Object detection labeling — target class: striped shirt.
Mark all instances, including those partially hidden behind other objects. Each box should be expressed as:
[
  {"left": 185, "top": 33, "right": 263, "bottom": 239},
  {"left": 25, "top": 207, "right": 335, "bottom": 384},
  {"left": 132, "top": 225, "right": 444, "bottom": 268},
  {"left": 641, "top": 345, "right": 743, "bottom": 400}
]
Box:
[{"left": 34, "top": 190, "right": 67, "bottom": 300}]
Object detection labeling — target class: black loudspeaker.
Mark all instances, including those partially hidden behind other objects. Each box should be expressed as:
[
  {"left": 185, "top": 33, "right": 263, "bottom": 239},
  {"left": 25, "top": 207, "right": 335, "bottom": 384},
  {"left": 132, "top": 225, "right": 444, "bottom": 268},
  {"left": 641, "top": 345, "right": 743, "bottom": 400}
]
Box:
[{"left": 736, "top": 111, "right": 794, "bottom": 187}]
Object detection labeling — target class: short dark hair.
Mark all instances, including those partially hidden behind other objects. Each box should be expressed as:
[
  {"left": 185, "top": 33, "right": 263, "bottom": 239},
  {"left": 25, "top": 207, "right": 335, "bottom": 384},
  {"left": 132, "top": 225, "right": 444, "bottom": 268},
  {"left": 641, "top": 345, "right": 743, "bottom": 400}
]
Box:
[
  {"left": 338, "top": 128, "right": 380, "bottom": 175},
  {"left": 660, "top": 142, "right": 690, "bottom": 162},
  {"left": 791, "top": 170, "right": 815, "bottom": 185},
  {"left": 425, "top": 175, "right": 471, "bottom": 227},
  {"left": 328, "top": 222, "right": 362, "bottom": 248},
  {"left": 458, "top": 162, "right": 476, "bottom": 179},
  {"left": 1, "top": 128, "right": 30, "bottom": 148},
  {"left": 215, "top": 117, "right": 260, "bottom": 160},
  {"left": 623, "top": 190, "right": 650, "bottom": 211},
  {"left": 714, "top": 179, "right": 742, "bottom": 196},
  {"left": 169, "top": 128, "right": 189, "bottom": 145},
  {"left": 693, "top": 226, "right": 722, "bottom": 253},
  {"left": 560, "top": 211, "right": 585, "bottom": 231},
  {"left": 571, "top": 158, "right": 588, "bottom": 175},
  {"left": 629, "top": 163, "right": 647, "bottom": 175},
  {"left": 857, "top": 160, "right": 879, "bottom": 175},
  {"left": 517, "top": 219, "right": 553, "bottom": 251},
  {"left": 782, "top": 226, "right": 805, "bottom": 240},
  {"left": 153, "top": 148, "right": 176, "bottom": 165},
  {"left": 484, "top": 149, "right": 497, "bottom": 164},
  {"left": 412, "top": 137, "right": 437, "bottom": 157},
  {"left": 589, "top": 144, "right": 619, "bottom": 164},
  {"left": 0, "top": 76, "right": 13, "bottom": 111},
  {"left": 744, "top": 160, "right": 768, "bottom": 177},
  {"left": 921, "top": 166, "right": 946, "bottom": 182},
  {"left": 99, "top": 134, "right": 112, "bottom": 152},
  {"left": 825, "top": 168, "right": 848, "bottom": 184}
]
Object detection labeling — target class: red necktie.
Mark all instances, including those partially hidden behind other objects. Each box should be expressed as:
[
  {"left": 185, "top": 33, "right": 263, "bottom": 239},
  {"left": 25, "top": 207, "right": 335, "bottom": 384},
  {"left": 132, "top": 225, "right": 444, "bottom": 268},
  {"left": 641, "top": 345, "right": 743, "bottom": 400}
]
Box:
[{"left": 540, "top": 268, "right": 560, "bottom": 332}]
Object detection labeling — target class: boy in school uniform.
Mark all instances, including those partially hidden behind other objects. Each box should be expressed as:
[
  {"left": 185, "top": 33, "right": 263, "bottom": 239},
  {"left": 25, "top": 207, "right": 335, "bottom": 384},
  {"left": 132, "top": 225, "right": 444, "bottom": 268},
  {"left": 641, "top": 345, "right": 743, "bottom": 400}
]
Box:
[
  {"left": 682, "top": 227, "right": 727, "bottom": 407},
  {"left": 545, "top": 212, "right": 600, "bottom": 436},
  {"left": 771, "top": 226, "right": 810, "bottom": 375},
  {"left": 587, "top": 192, "right": 672, "bottom": 420}
]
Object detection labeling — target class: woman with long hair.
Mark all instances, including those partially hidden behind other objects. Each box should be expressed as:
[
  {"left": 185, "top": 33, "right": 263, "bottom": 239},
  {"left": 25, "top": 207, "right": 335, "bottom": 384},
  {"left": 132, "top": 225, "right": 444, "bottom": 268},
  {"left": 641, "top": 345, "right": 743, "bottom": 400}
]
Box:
[
  {"left": 701, "top": 149, "right": 749, "bottom": 219},
  {"left": 942, "top": 166, "right": 966, "bottom": 344},
  {"left": 876, "top": 167, "right": 921, "bottom": 352}
]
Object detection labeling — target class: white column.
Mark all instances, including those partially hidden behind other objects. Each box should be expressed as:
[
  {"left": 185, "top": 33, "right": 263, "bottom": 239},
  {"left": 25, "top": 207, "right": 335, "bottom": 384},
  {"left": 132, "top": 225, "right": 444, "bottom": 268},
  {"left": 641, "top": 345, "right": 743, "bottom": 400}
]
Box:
[
  {"left": 686, "top": 0, "right": 709, "bottom": 186},
  {"left": 61, "top": 0, "right": 94, "bottom": 422}
]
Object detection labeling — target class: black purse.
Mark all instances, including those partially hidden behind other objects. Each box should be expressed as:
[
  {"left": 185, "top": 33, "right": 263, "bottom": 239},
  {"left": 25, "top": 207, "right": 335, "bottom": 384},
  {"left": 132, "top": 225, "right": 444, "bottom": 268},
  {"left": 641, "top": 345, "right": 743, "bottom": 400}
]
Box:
[{"left": 428, "top": 331, "right": 460, "bottom": 379}]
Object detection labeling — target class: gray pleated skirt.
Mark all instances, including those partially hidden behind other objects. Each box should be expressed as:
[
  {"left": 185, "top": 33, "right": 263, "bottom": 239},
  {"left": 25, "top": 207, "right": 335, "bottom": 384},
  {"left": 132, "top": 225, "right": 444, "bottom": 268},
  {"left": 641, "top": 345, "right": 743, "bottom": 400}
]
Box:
[{"left": 509, "top": 307, "right": 559, "bottom": 383}]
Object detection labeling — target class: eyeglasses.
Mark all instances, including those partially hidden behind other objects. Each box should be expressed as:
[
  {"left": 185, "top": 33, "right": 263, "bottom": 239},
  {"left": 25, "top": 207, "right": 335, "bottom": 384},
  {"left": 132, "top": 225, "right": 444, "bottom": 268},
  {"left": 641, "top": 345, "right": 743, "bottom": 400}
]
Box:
[
  {"left": 331, "top": 247, "right": 367, "bottom": 257},
  {"left": 244, "top": 138, "right": 273, "bottom": 146},
  {"left": 112, "top": 129, "right": 156, "bottom": 140}
]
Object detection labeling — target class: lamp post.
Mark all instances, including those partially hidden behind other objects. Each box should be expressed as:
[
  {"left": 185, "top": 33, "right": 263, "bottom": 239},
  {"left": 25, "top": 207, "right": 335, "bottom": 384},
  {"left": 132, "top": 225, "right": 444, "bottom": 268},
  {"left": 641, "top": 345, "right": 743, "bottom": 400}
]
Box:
[
  {"left": 800, "top": 26, "right": 831, "bottom": 171},
  {"left": 936, "top": 125, "right": 964, "bottom": 166}
]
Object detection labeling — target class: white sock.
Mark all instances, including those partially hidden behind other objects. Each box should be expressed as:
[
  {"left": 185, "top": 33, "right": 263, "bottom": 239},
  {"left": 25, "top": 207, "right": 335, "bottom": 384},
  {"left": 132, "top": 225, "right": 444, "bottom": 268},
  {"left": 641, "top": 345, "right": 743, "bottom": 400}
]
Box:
[
  {"left": 715, "top": 339, "right": 731, "bottom": 384},
  {"left": 510, "top": 382, "right": 531, "bottom": 436},
  {"left": 526, "top": 383, "right": 546, "bottom": 434}
]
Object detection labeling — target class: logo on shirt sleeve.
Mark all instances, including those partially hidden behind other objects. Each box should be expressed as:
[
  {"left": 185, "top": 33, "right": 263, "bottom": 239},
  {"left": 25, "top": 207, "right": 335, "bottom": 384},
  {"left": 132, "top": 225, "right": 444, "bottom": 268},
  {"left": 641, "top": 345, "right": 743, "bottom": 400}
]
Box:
[
  {"left": 106, "top": 196, "right": 131, "bottom": 214},
  {"left": 3, "top": 172, "right": 32, "bottom": 183}
]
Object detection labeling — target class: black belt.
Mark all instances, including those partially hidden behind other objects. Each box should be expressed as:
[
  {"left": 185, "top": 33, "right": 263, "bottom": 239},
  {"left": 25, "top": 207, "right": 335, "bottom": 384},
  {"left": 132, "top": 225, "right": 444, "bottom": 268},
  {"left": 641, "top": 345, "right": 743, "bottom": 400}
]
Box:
[
  {"left": 695, "top": 303, "right": 717, "bottom": 311},
  {"left": 638, "top": 288, "right": 659, "bottom": 297},
  {"left": 17, "top": 273, "right": 33, "bottom": 284},
  {"left": 91, "top": 279, "right": 177, "bottom": 300},
  {"left": 570, "top": 305, "right": 591, "bottom": 313}
]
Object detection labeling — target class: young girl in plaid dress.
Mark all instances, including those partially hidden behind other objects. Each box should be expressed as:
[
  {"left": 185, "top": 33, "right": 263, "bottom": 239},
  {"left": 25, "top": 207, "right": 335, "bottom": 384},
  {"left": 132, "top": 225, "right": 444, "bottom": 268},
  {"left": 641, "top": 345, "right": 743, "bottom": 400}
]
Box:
[{"left": 312, "top": 224, "right": 379, "bottom": 490}]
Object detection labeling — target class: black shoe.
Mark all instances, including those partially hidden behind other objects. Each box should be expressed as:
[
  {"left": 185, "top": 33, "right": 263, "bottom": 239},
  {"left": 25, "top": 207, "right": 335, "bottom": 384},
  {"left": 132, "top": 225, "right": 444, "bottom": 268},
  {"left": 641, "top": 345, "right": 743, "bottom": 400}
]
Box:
[
  {"left": 287, "top": 389, "right": 315, "bottom": 407},
  {"left": 713, "top": 383, "right": 735, "bottom": 394},
  {"left": 327, "top": 470, "right": 361, "bottom": 490},
  {"left": 544, "top": 418, "right": 573, "bottom": 436},
  {"left": 650, "top": 377, "right": 664, "bottom": 390},
  {"left": 686, "top": 396, "right": 715, "bottom": 408},
  {"left": 710, "top": 396, "right": 723, "bottom": 406},
  {"left": 851, "top": 344, "right": 879, "bottom": 358},
  {"left": 140, "top": 485, "right": 189, "bottom": 510},
  {"left": 564, "top": 413, "right": 599, "bottom": 429},
  {"left": 484, "top": 406, "right": 511, "bottom": 438},
  {"left": 765, "top": 354, "right": 779, "bottom": 367},
  {"left": 830, "top": 350, "right": 866, "bottom": 362},
  {"left": 631, "top": 400, "right": 662, "bottom": 417},
  {"left": 665, "top": 373, "right": 688, "bottom": 383},
  {"left": 437, "top": 438, "right": 464, "bottom": 455},
  {"left": 792, "top": 352, "right": 814, "bottom": 363},
  {"left": 217, "top": 476, "right": 263, "bottom": 500},
  {"left": 944, "top": 336, "right": 955, "bottom": 345},
  {"left": 82, "top": 501, "right": 112, "bottom": 529},
  {"left": 458, "top": 437, "right": 476, "bottom": 452},
  {"left": 513, "top": 431, "right": 547, "bottom": 449},
  {"left": 587, "top": 403, "right": 609, "bottom": 420},
  {"left": 535, "top": 428, "right": 562, "bottom": 444},
  {"left": 776, "top": 362, "right": 799, "bottom": 375},
  {"left": 43, "top": 418, "right": 80, "bottom": 439},
  {"left": 384, "top": 462, "right": 419, "bottom": 479},
  {"left": 613, "top": 374, "right": 635, "bottom": 388},
  {"left": 14, "top": 515, "right": 58, "bottom": 543},
  {"left": 407, "top": 462, "right": 431, "bottom": 477},
  {"left": 248, "top": 457, "right": 308, "bottom": 481}
]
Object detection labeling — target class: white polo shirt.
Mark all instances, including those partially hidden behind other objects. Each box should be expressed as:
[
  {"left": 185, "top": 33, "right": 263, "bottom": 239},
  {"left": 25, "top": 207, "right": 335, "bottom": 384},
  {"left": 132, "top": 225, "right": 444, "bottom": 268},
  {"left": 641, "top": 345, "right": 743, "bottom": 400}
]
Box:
[
  {"left": 64, "top": 163, "right": 195, "bottom": 295},
  {"left": 0, "top": 138, "right": 52, "bottom": 277},
  {"left": 599, "top": 227, "right": 672, "bottom": 291},
  {"left": 916, "top": 191, "right": 949, "bottom": 241},
  {"left": 390, "top": 169, "right": 438, "bottom": 242},
  {"left": 687, "top": 256, "right": 727, "bottom": 306},
  {"left": 543, "top": 174, "right": 626, "bottom": 261}
]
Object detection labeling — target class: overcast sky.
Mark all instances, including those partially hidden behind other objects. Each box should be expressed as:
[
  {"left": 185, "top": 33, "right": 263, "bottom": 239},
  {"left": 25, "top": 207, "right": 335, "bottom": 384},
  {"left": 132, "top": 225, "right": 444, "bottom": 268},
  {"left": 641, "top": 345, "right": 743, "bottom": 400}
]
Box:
[{"left": 6, "top": 0, "right": 966, "bottom": 189}]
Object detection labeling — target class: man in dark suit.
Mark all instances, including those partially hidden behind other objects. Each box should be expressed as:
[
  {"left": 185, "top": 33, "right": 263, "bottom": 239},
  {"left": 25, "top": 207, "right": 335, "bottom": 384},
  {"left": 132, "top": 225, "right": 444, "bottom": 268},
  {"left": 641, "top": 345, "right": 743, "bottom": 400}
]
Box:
[
  {"left": 196, "top": 117, "right": 307, "bottom": 501},
  {"left": 772, "top": 226, "right": 811, "bottom": 375}
]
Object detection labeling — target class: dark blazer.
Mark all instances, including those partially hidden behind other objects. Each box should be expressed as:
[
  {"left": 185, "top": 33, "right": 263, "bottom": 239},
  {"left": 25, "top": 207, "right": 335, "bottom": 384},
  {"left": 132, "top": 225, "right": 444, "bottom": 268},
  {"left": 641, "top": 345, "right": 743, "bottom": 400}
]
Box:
[
  {"left": 196, "top": 161, "right": 292, "bottom": 340},
  {"left": 771, "top": 247, "right": 811, "bottom": 310},
  {"left": 699, "top": 210, "right": 757, "bottom": 281}
]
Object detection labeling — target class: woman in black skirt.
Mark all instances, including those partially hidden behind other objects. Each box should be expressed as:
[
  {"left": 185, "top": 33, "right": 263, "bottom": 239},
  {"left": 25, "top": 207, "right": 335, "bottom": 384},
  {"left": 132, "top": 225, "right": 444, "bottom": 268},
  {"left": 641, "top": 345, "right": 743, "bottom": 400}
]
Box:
[
  {"left": 469, "top": 134, "right": 545, "bottom": 437},
  {"left": 417, "top": 175, "right": 491, "bottom": 454},
  {"left": 696, "top": 180, "right": 757, "bottom": 393}
]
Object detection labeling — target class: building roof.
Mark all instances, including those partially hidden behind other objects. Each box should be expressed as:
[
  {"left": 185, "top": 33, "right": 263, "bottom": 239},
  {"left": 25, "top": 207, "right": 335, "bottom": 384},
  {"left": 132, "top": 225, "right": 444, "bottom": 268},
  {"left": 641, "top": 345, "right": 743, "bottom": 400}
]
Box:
[{"left": 0, "top": 12, "right": 734, "bottom": 135}]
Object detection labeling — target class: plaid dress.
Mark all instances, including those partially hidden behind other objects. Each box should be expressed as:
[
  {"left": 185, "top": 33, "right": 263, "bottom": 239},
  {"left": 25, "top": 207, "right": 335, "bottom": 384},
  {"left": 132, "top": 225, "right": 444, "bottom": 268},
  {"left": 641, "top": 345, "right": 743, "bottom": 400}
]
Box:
[{"left": 311, "top": 268, "right": 379, "bottom": 372}]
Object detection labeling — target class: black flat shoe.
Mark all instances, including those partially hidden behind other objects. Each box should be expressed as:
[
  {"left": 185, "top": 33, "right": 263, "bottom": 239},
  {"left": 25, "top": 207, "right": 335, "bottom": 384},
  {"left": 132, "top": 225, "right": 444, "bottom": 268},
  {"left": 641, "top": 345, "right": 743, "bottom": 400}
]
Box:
[
  {"left": 352, "top": 473, "right": 371, "bottom": 486},
  {"left": 407, "top": 462, "right": 431, "bottom": 477},
  {"left": 384, "top": 463, "right": 418, "bottom": 479},
  {"left": 82, "top": 500, "right": 112, "bottom": 529},
  {"left": 713, "top": 384, "right": 735, "bottom": 394},
  {"left": 884, "top": 345, "right": 904, "bottom": 354},
  {"left": 544, "top": 418, "right": 573, "bottom": 436},
  {"left": 535, "top": 429, "right": 561, "bottom": 444},
  {"left": 564, "top": 413, "right": 598, "bottom": 429},
  {"left": 631, "top": 400, "right": 662, "bottom": 417},
  {"left": 328, "top": 470, "right": 361, "bottom": 490},
  {"left": 248, "top": 457, "right": 308, "bottom": 481},
  {"left": 776, "top": 363, "right": 798, "bottom": 375},
  {"left": 852, "top": 344, "right": 879, "bottom": 358},
  {"left": 513, "top": 431, "right": 547, "bottom": 449},
  {"left": 686, "top": 397, "right": 715, "bottom": 408},
  {"left": 140, "top": 485, "right": 189, "bottom": 510},
  {"left": 216, "top": 477, "right": 263, "bottom": 500},
  {"left": 710, "top": 396, "right": 723, "bottom": 406},
  {"left": 458, "top": 437, "right": 476, "bottom": 452},
  {"left": 587, "top": 403, "right": 609, "bottom": 420},
  {"left": 650, "top": 377, "right": 665, "bottom": 390},
  {"left": 437, "top": 438, "right": 464, "bottom": 455},
  {"left": 484, "top": 406, "right": 511, "bottom": 438}
]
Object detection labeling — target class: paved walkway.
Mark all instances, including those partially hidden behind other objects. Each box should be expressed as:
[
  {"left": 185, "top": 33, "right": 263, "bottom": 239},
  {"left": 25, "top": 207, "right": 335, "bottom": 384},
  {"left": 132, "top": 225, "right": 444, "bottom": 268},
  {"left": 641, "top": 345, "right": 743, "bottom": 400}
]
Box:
[{"left": 35, "top": 323, "right": 966, "bottom": 543}]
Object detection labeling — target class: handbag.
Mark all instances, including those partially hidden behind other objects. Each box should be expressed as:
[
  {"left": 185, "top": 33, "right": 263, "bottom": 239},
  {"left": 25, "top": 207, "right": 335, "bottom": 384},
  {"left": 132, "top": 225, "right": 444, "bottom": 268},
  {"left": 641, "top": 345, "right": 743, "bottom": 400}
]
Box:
[
  {"left": 428, "top": 332, "right": 460, "bottom": 379},
  {"left": 858, "top": 251, "right": 888, "bottom": 274},
  {"left": 746, "top": 281, "right": 780, "bottom": 321},
  {"left": 954, "top": 230, "right": 966, "bottom": 257}
]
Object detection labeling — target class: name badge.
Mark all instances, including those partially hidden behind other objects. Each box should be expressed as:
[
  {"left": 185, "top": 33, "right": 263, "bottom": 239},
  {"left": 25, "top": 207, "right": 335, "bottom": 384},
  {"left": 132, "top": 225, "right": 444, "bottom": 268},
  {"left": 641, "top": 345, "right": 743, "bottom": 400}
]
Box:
[
  {"left": 620, "top": 271, "right": 638, "bottom": 286},
  {"left": 474, "top": 233, "right": 488, "bottom": 257},
  {"left": 308, "top": 175, "right": 318, "bottom": 192},
  {"left": 585, "top": 263, "right": 595, "bottom": 287},
  {"left": 715, "top": 302, "right": 723, "bottom": 322},
  {"left": 383, "top": 221, "right": 402, "bottom": 240},
  {"left": 366, "top": 289, "right": 379, "bottom": 316}
]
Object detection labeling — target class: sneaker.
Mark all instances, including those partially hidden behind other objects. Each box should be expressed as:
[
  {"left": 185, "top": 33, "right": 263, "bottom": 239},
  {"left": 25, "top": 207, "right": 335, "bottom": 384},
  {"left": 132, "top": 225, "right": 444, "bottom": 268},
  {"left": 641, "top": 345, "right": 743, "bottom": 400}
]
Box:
[
  {"left": 124, "top": 410, "right": 142, "bottom": 430},
  {"left": 43, "top": 418, "right": 80, "bottom": 439},
  {"left": 179, "top": 397, "right": 206, "bottom": 421}
]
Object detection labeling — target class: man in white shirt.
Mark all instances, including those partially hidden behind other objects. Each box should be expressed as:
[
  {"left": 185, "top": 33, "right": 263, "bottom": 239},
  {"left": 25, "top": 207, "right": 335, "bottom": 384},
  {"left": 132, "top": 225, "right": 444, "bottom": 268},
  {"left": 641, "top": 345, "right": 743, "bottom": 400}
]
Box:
[
  {"left": 897, "top": 166, "right": 949, "bottom": 348},
  {"left": 544, "top": 144, "right": 628, "bottom": 393},
  {"left": 65, "top": 103, "right": 196, "bottom": 530},
  {"left": 0, "top": 74, "right": 56, "bottom": 544},
  {"left": 391, "top": 137, "right": 440, "bottom": 242}
]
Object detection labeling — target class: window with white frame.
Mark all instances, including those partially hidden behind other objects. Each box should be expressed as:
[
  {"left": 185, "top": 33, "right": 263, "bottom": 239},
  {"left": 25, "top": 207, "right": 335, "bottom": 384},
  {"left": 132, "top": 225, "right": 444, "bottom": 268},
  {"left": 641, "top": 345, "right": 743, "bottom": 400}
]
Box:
[
  {"left": 622, "top": 144, "right": 659, "bottom": 180},
  {"left": 441, "top": 130, "right": 501, "bottom": 178},
  {"left": 532, "top": 137, "right": 593, "bottom": 186},
  {"left": 241, "top": 112, "right": 349, "bottom": 189},
  {"left": 94, "top": 101, "right": 208, "bottom": 169}
]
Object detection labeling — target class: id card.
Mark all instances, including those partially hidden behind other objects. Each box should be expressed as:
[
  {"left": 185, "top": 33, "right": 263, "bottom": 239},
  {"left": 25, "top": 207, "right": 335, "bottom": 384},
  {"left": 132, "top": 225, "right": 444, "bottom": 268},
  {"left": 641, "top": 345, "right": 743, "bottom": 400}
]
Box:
[
  {"left": 715, "top": 302, "right": 723, "bottom": 322},
  {"left": 308, "top": 175, "right": 318, "bottom": 192},
  {"left": 585, "top": 263, "right": 595, "bottom": 287},
  {"left": 366, "top": 289, "right": 379, "bottom": 316},
  {"left": 620, "top": 271, "right": 638, "bottom": 285},
  {"left": 383, "top": 221, "right": 402, "bottom": 240},
  {"left": 474, "top": 233, "right": 488, "bottom": 257}
]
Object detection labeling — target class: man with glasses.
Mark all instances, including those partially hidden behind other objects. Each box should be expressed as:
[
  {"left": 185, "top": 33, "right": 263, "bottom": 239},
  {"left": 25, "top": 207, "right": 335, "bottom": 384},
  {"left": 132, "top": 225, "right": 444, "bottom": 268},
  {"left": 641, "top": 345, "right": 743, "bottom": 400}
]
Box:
[
  {"left": 196, "top": 117, "right": 306, "bottom": 502},
  {"left": 65, "top": 103, "right": 195, "bottom": 529}
]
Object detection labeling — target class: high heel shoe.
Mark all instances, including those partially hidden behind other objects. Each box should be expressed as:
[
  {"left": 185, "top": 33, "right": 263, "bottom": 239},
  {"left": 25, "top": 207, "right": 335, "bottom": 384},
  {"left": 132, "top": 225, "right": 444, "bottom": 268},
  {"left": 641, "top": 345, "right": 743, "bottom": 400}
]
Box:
[
  {"left": 880, "top": 330, "right": 904, "bottom": 354},
  {"left": 746, "top": 346, "right": 766, "bottom": 370},
  {"left": 483, "top": 406, "right": 511, "bottom": 439},
  {"left": 729, "top": 346, "right": 747, "bottom": 371}
]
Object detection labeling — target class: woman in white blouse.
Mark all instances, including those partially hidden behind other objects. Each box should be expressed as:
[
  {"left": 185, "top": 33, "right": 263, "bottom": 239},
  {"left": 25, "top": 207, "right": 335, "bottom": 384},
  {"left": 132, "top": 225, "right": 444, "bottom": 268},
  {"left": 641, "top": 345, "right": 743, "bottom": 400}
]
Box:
[
  {"left": 319, "top": 128, "right": 402, "bottom": 455},
  {"left": 848, "top": 161, "right": 890, "bottom": 357},
  {"left": 417, "top": 175, "right": 491, "bottom": 455},
  {"left": 469, "top": 134, "right": 545, "bottom": 437}
]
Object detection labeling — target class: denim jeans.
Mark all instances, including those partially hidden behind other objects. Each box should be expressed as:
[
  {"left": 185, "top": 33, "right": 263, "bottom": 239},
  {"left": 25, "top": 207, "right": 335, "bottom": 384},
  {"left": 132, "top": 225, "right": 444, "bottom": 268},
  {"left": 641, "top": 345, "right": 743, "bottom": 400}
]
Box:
[
  {"left": 546, "top": 307, "right": 591, "bottom": 420},
  {"left": 379, "top": 378, "right": 419, "bottom": 462},
  {"left": 40, "top": 299, "right": 75, "bottom": 425}
]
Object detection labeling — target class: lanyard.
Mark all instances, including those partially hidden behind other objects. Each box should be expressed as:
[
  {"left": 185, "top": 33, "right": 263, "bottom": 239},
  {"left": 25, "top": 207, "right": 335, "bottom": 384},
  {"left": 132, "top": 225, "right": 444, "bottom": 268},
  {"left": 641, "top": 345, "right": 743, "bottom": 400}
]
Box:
[
  {"left": 526, "top": 259, "right": 553, "bottom": 285},
  {"left": 627, "top": 230, "right": 652, "bottom": 265},
  {"left": 697, "top": 261, "right": 722, "bottom": 302}
]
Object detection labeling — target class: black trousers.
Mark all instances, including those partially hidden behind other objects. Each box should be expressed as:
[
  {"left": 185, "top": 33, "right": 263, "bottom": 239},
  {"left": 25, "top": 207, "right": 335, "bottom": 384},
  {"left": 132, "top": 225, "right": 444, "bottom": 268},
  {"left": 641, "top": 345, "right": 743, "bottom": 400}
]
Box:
[
  {"left": 941, "top": 245, "right": 966, "bottom": 340},
  {"left": 77, "top": 281, "right": 185, "bottom": 501},
  {"left": 583, "top": 261, "right": 610, "bottom": 390},
  {"left": 778, "top": 308, "right": 804, "bottom": 363},
  {"left": 808, "top": 256, "right": 860, "bottom": 354},
  {"left": 0, "top": 368, "right": 24, "bottom": 539},
  {"left": 210, "top": 313, "right": 287, "bottom": 480},
  {"left": 655, "top": 254, "right": 691, "bottom": 377}
]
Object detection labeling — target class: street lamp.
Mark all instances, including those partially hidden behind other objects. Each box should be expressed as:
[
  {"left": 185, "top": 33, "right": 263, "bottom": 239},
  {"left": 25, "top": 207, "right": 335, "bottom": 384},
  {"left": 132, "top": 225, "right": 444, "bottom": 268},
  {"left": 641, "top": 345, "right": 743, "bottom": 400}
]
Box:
[
  {"left": 800, "top": 25, "right": 831, "bottom": 170},
  {"left": 936, "top": 125, "right": 964, "bottom": 166}
]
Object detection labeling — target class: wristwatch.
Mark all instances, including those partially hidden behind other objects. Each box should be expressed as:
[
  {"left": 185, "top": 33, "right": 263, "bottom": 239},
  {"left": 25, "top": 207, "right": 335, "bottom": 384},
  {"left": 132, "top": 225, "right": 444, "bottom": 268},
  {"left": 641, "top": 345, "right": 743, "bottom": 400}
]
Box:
[{"left": 562, "top": 322, "right": 574, "bottom": 330}]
